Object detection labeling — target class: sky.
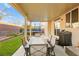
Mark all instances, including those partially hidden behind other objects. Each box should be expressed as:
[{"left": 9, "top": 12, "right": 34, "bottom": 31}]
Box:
[
  {"left": 0, "top": 3, "right": 25, "bottom": 26},
  {"left": 0, "top": 3, "right": 41, "bottom": 27}
]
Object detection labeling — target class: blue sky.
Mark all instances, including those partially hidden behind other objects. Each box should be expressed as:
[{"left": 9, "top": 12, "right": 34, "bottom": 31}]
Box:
[
  {"left": 0, "top": 3, "right": 41, "bottom": 27},
  {"left": 0, "top": 3, "right": 25, "bottom": 26}
]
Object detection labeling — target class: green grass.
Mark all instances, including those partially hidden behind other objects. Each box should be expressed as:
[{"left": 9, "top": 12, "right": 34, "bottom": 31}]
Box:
[{"left": 0, "top": 36, "right": 22, "bottom": 56}]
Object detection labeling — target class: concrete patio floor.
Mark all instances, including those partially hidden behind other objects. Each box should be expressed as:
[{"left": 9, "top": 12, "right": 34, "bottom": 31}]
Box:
[
  {"left": 13, "top": 46, "right": 25, "bottom": 56},
  {"left": 12, "top": 45, "right": 68, "bottom": 56}
]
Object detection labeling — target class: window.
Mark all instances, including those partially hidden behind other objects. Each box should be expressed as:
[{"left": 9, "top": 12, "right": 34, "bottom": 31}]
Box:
[
  {"left": 66, "top": 8, "right": 79, "bottom": 28},
  {"left": 66, "top": 12, "right": 71, "bottom": 28},
  {"left": 66, "top": 12, "right": 70, "bottom": 23},
  {"left": 72, "top": 8, "right": 78, "bottom": 23}
]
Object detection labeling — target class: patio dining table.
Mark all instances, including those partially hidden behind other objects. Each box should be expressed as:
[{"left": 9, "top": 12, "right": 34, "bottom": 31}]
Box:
[{"left": 25, "top": 35, "right": 50, "bottom": 56}]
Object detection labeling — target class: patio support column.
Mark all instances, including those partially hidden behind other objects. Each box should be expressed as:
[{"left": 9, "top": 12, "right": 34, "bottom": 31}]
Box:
[
  {"left": 24, "top": 16, "right": 28, "bottom": 42},
  {"left": 48, "top": 21, "right": 52, "bottom": 35},
  {"left": 29, "top": 21, "right": 32, "bottom": 37},
  {"left": 51, "top": 20, "right": 55, "bottom": 35}
]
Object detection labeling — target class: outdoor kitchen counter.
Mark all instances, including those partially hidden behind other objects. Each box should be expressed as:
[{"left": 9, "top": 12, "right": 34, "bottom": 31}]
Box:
[{"left": 65, "top": 46, "right": 79, "bottom": 56}]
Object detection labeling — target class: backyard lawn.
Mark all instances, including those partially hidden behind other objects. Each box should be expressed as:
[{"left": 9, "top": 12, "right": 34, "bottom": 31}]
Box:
[{"left": 0, "top": 35, "right": 22, "bottom": 56}]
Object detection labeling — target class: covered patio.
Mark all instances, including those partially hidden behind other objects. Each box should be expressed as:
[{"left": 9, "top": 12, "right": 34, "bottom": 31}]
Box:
[{"left": 1, "top": 3, "right": 79, "bottom": 56}]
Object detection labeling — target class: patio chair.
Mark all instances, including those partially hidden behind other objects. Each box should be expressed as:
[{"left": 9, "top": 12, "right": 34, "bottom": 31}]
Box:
[
  {"left": 48, "top": 36, "right": 56, "bottom": 56},
  {"left": 29, "top": 44, "right": 48, "bottom": 56},
  {"left": 21, "top": 37, "right": 29, "bottom": 56}
]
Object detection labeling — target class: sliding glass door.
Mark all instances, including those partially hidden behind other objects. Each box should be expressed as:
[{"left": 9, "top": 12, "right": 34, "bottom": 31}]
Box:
[{"left": 54, "top": 19, "right": 61, "bottom": 36}]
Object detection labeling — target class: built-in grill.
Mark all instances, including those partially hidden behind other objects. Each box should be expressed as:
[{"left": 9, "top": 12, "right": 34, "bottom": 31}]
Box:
[{"left": 58, "top": 30, "right": 72, "bottom": 46}]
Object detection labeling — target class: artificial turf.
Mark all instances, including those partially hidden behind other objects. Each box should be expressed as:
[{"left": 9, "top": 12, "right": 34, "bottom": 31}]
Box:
[{"left": 0, "top": 36, "right": 22, "bottom": 56}]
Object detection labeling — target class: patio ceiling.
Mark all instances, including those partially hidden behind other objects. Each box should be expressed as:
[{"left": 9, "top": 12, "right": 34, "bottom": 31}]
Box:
[{"left": 11, "top": 3, "right": 79, "bottom": 22}]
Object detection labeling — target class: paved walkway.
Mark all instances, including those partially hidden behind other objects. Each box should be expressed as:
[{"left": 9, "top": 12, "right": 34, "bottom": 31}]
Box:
[
  {"left": 0, "top": 36, "right": 10, "bottom": 41},
  {"left": 12, "top": 46, "right": 25, "bottom": 56},
  {"left": 54, "top": 45, "right": 68, "bottom": 56}
]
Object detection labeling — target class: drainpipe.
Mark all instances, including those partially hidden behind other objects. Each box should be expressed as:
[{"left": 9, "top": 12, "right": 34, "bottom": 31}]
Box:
[{"left": 70, "top": 12, "right": 72, "bottom": 28}]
